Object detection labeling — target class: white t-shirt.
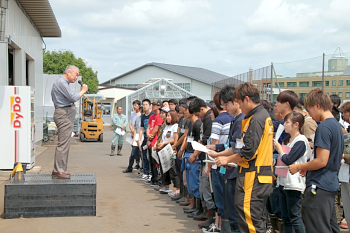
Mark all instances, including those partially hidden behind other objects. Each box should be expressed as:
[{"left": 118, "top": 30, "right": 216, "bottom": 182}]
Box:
[
  {"left": 130, "top": 112, "right": 141, "bottom": 132},
  {"left": 162, "top": 124, "right": 178, "bottom": 144}
]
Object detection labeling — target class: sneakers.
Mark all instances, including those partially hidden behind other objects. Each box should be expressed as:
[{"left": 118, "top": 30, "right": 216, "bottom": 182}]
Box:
[
  {"left": 154, "top": 186, "right": 162, "bottom": 191},
  {"left": 150, "top": 183, "right": 158, "bottom": 187},
  {"left": 145, "top": 180, "right": 152, "bottom": 185},
  {"left": 133, "top": 164, "right": 140, "bottom": 170},
  {"left": 147, "top": 175, "right": 152, "bottom": 182},
  {"left": 203, "top": 224, "right": 220, "bottom": 233},
  {"left": 159, "top": 187, "right": 172, "bottom": 194},
  {"left": 122, "top": 168, "right": 132, "bottom": 173},
  {"left": 168, "top": 189, "right": 180, "bottom": 197},
  {"left": 140, "top": 174, "right": 148, "bottom": 180},
  {"left": 340, "top": 219, "right": 348, "bottom": 229}
]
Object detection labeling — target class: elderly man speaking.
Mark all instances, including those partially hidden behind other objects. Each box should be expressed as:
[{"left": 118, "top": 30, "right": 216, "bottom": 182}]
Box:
[{"left": 51, "top": 65, "right": 88, "bottom": 179}]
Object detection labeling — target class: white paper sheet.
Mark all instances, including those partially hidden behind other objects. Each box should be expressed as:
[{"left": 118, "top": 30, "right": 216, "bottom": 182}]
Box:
[
  {"left": 125, "top": 133, "right": 133, "bottom": 145},
  {"left": 310, "top": 134, "right": 315, "bottom": 143},
  {"left": 191, "top": 141, "right": 212, "bottom": 153},
  {"left": 115, "top": 127, "right": 125, "bottom": 136},
  {"left": 275, "top": 124, "right": 284, "bottom": 142}
]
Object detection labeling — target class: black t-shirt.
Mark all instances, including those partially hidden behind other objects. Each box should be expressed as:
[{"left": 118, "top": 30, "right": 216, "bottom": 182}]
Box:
[
  {"left": 140, "top": 111, "right": 154, "bottom": 138},
  {"left": 306, "top": 118, "right": 344, "bottom": 192},
  {"left": 185, "top": 119, "right": 202, "bottom": 153},
  {"left": 178, "top": 116, "right": 191, "bottom": 138}
]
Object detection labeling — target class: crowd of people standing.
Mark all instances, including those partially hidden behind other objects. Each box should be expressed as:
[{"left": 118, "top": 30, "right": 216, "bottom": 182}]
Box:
[{"left": 110, "top": 82, "right": 350, "bottom": 233}]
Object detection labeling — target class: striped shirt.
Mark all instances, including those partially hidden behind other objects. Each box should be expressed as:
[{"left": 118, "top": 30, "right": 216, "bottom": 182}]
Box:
[
  {"left": 211, "top": 112, "right": 234, "bottom": 144},
  {"left": 51, "top": 75, "right": 80, "bottom": 108}
]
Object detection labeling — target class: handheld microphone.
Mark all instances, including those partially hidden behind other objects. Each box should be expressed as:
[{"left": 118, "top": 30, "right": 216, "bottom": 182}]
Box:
[{"left": 78, "top": 80, "right": 89, "bottom": 94}]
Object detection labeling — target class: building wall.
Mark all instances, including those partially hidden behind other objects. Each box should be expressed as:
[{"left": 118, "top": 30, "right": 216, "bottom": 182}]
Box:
[
  {"left": 0, "top": 0, "right": 44, "bottom": 143},
  {"left": 110, "top": 66, "right": 212, "bottom": 100}
]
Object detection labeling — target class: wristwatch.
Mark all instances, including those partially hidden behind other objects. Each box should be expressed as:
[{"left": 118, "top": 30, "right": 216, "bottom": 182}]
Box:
[{"left": 180, "top": 148, "right": 183, "bottom": 152}]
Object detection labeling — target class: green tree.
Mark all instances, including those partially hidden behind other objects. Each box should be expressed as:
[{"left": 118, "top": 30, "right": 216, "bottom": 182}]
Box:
[{"left": 43, "top": 50, "right": 99, "bottom": 94}]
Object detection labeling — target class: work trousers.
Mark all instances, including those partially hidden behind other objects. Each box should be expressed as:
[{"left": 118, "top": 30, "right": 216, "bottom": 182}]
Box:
[
  {"left": 224, "top": 178, "right": 239, "bottom": 231},
  {"left": 112, "top": 132, "right": 124, "bottom": 146},
  {"left": 127, "top": 146, "right": 139, "bottom": 170},
  {"left": 235, "top": 171, "right": 273, "bottom": 233},
  {"left": 53, "top": 106, "right": 76, "bottom": 173},
  {"left": 278, "top": 186, "right": 305, "bottom": 233},
  {"left": 212, "top": 168, "right": 225, "bottom": 217},
  {"left": 164, "top": 164, "right": 180, "bottom": 188},
  {"left": 199, "top": 163, "right": 215, "bottom": 210},
  {"left": 303, "top": 186, "right": 341, "bottom": 233},
  {"left": 141, "top": 139, "right": 150, "bottom": 175}
]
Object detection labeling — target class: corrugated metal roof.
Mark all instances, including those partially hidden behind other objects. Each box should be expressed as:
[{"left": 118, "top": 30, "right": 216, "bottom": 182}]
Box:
[
  {"left": 101, "top": 62, "right": 230, "bottom": 85},
  {"left": 17, "top": 0, "right": 61, "bottom": 37}
]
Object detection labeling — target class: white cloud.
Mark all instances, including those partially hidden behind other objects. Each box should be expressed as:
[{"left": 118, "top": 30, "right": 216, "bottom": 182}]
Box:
[
  {"left": 60, "top": 26, "right": 80, "bottom": 38},
  {"left": 323, "top": 28, "right": 338, "bottom": 34},
  {"left": 224, "top": 59, "right": 233, "bottom": 64},
  {"left": 244, "top": 0, "right": 320, "bottom": 36},
  {"left": 79, "top": 0, "right": 213, "bottom": 31}
]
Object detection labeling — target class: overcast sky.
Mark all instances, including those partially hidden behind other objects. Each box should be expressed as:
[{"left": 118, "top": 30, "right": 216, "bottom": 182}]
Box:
[{"left": 45, "top": 0, "right": 350, "bottom": 83}]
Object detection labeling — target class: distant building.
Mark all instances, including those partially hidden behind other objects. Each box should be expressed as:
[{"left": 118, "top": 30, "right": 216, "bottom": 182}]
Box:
[{"left": 100, "top": 62, "right": 230, "bottom": 102}]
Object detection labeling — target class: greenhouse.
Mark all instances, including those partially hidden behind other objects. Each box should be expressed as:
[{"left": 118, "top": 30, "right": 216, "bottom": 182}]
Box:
[{"left": 117, "top": 78, "right": 195, "bottom": 120}]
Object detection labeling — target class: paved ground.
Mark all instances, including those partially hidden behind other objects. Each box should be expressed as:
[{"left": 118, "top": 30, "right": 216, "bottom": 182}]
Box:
[
  {"left": 1, "top": 127, "right": 349, "bottom": 233},
  {"left": 0, "top": 127, "right": 201, "bottom": 233}
]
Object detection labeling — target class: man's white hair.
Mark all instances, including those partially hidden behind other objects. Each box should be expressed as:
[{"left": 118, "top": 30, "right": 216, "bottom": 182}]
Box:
[{"left": 63, "top": 65, "right": 79, "bottom": 74}]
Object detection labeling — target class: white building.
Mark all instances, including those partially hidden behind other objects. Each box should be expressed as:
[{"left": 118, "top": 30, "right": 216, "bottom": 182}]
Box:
[
  {"left": 0, "top": 0, "right": 61, "bottom": 143},
  {"left": 100, "top": 62, "right": 230, "bottom": 102},
  {"left": 97, "top": 85, "right": 135, "bottom": 125}
]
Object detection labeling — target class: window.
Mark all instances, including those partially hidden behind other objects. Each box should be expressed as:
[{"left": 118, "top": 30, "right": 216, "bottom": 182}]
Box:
[
  {"left": 325, "top": 81, "right": 329, "bottom": 86},
  {"left": 312, "top": 81, "right": 322, "bottom": 87},
  {"left": 332, "top": 80, "right": 337, "bottom": 86},
  {"left": 174, "top": 83, "right": 191, "bottom": 92},
  {"left": 275, "top": 82, "right": 284, "bottom": 88},
  {"left": 347, "top": 80, "right": 350, "bottom": 86},
  {"left": 115, "top": 84, "right": 140, "bottom": 88},
  {"left": 339, "top": 80, "right": 343, "bottom": 86},
  {"left": 299, "top": 93, "right": 307, "bottom": 98},
  {"left": 346, "top": 92, "right": 350, "bottom": 98},
  {"left": 287, "top": 82, "right": 297, "bottom": 87},
  {"left": 299, "top": 81, "right": 309, "bottom": 87},
  {"left": 102, "top": 103, "right": 111, "bottom": 115},
  {"left": 339, "top": 92, "right": 343, "bottom": 98},
  {"left": 332, "top": 92, "right": 336, "bottom": 95}
]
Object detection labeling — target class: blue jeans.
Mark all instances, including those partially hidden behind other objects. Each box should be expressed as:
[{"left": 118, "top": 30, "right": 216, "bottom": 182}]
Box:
[
  {"left": 224, "top": 178, "right": 239, "bottom": 231},
  {"left": 184, "top": 152, "right": 201, "bottom": 198},
  {"left": 212, "top": 168, "right": 225, "bottom": 217},
  {"left": 141, "top": 138, "right": 150, "bottom": 175},
  {"left": 278, "top": 186, "right": 305, "bottom": 233},
  {"left": 127, "top": 146, "right": 139, "bottom": 170}
]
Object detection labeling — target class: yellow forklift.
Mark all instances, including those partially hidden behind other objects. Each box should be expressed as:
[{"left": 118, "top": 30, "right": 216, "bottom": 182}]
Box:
[{"left": 80, "top": 94, "right": 104, "bottom": 142}]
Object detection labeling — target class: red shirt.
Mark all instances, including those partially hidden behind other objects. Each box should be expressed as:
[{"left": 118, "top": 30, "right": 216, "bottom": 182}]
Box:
[{"left": 148, "top": 113, "right": 164, "bottom": 147}]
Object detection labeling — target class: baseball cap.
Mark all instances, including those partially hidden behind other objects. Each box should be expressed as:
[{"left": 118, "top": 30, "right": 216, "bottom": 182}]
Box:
[
  {"left": 152, "top": 99, "right": 162, "bottom": 106},
  {"left": 160, "top": 107, "right": 170, "bottom": 112}
]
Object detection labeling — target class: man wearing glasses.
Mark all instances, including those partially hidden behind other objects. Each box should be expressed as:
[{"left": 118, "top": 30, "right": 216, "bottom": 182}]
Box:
[{"left": 51, "top": 65, "right": 88, "bottom": 179}]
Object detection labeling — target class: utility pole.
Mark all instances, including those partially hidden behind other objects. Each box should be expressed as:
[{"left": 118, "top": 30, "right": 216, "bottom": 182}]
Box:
[{"left": 322, "top": 53, "right": 325, "bottom": 91}]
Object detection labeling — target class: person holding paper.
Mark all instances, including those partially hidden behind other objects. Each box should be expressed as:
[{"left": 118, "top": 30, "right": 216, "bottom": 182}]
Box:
[
  {"left": 293, "top": 103, "right": 317, "bottom": 149},
  {"left": 157, "top": 110, "right": 179, "bottom": 194},
  {"left": 181, "top": 98, "right": 202, "bottom": 216},
  {"left": 146, "top": 99, "right": 164, "bottom": 184},
  {"left": 123, "top": 102, "right": 142, "bottom": 173},
  {"left": 111, "top": 106, "right": 127, "bottom": 156},
  {"left": 171, "top": 98, "right": 191, "bottom": 202},
  {"left": 213, "top": 82, "right": 274, "bottom": 233},
  {"left": 138, "top": 99, "right": 154, "bottom": 181},
  {"left": 289, "top": 89, "right": 343, "bottom": 233},
  {"left": 273, "top": 112, "right": 311, "bottom": 233},
  {"left": 187, "top": 97, "right": 214, "bottom": 227},
  {"left": 274, "top": 90, "right": 299, "bottom": 144},
  {"left": 206, "top": 85, "right": 244, "bottom": 233}
]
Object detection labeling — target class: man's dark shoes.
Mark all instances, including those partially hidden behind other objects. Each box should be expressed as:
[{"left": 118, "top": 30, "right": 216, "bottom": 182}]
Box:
[
  {"left": 52, "top": 172, "right": 71, "bottom": 179},
  {"left": 123, "top": 168, "right": 132, "bottom": 173},
  {"left": 134, "top": 164, "right": 140, "bottom": 170}
]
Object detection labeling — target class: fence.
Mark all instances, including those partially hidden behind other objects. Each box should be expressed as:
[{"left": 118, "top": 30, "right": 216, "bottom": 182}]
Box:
[
  {"left": 212, "top": 47, "right": 350, "bottom": 104},
  {"left": 211, "top": 65, "right": 274, "bottom": 101}
]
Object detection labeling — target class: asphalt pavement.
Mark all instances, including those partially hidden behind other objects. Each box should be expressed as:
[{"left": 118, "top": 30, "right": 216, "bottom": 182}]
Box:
[{"left": 0, "top": 127, "right": 201, "bottom": 233}]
